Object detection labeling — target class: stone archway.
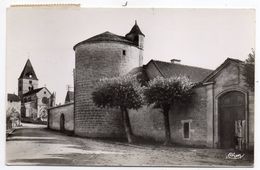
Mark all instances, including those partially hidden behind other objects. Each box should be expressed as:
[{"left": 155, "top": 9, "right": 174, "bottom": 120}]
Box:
[
  {"left": 60, "top": 114, "right": 65, "bottom": 132},
  {"left": 218, "top": 91, "right": 246, "bottom": 149}
]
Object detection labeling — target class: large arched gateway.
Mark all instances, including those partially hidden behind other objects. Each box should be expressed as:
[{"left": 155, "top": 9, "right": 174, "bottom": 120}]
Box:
[{"left": 218, "top": 91, "right": 246, "bottom": 149}]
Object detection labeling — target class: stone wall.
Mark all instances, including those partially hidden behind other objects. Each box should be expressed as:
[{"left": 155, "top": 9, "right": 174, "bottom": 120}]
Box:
[
  {"left": 129, "top": 105, "right": 165, "bottom": 141},
  {"left": 48, "top": 102, "right": 74, "bottom": 132},
  {"left": 169, "top": 86, "right": 208, "bottom": 147},
  {"left": 74, "top": 42, "right": 142, "bottom": 137},
  {"left": 129, "top": 86, "right": 209, "bottom": 147}
]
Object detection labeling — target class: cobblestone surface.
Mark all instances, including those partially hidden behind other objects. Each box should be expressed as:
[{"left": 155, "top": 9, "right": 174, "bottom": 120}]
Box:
[{"left": 6, "top": 123, "right": 253, "bottom": 167}]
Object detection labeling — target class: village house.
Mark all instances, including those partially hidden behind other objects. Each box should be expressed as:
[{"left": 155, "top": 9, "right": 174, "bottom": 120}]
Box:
[{"left": 48, "top": 22, "right": 254, "bottom": 150}]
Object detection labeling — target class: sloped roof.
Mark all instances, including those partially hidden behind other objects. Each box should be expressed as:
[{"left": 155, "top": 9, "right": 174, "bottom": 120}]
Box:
[
  {"left": 127, "top": 66, "right": 149, "bottom": 86},
  {"left": 73, "top": 31, "right": 134, "bottom": 50},
  {"left": 150, "top": 60, "right": 213, "bottom": 83},
  {"left": 126, "top": 21, "right": 145, "bottom": 36},
  {"left": 7, "top": 93, "right": 20, "bottom": 102},
  {"left": 65, "top": 91, "right": 74, "bottom": 103},
  {"left": 23, "top": 87, "right": 45, "bottom": 97},
  {"left": 202, "top": 58, "right": 243, "bottom": 83},
  {"left": 18, "top": 59, "right": 38, "bottom": 80}
]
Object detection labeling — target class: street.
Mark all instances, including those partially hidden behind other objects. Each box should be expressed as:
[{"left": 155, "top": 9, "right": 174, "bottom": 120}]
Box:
[{"left": 6, "top": 123, "right": 253, "bottom": 167}]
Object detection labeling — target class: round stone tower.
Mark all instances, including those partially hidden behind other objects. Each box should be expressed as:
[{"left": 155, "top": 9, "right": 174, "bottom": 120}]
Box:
[{"left": 73, "top": 22, "right": 145, "bottom": 137}]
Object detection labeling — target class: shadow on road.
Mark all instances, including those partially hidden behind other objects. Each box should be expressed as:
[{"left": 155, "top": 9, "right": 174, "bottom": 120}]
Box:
[{"left": 6, "top": 125, "right": 254, "bottom": 167}]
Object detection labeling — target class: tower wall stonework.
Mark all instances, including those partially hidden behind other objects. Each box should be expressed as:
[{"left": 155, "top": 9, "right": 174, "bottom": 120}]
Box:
[
  {"left": 74, "top": 42, "right": 142, "bottom": 137},
  {"left": 18, "top": 79, "right": 38, "bottom": 97}
]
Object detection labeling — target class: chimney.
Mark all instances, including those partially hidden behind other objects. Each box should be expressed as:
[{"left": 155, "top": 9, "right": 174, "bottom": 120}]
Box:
[{"left": 170, "top": 59, "right": 181, "bottom": 64}]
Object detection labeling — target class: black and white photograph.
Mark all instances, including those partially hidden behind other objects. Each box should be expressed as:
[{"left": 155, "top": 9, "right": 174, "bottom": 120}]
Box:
[{"left": 3, "top": 3, "right": 256, "bottom": 168}]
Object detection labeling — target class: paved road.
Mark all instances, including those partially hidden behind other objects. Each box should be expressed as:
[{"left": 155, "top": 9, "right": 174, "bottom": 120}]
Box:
[{"left": 6, "top": 123, "right": 253, "bottom": 167}]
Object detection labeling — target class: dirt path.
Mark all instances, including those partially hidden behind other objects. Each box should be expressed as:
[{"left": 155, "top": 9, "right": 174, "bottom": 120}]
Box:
[{"left": 6, "top": 123, "right": 253, "bottom": 167}]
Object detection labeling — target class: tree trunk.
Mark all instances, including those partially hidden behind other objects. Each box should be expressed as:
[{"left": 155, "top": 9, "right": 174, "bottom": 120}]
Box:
[
  {"left": 121, "top": 107, "right": 133, "bottom": 143},
  {"left": 163, "top": 108, "right": 171, "bottom": 145}
]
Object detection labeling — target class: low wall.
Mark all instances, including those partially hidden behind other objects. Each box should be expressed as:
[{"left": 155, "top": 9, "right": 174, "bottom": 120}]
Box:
[{"left": 48, "top": 102, "right": 74, "bottom": 132}]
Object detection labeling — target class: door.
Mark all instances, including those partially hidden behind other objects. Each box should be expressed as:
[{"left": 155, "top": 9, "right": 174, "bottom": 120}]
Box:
[
  {"left": 60, "top": 114, "right": 65, "bottom": 132},
  {"left": 218, "top": 91, "right": 245, "bottom": 149}
]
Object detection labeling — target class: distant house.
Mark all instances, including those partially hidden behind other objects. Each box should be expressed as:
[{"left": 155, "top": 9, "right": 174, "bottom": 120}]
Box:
[{"left": 6, "top": 93, "right": 21, "bottom": 128}]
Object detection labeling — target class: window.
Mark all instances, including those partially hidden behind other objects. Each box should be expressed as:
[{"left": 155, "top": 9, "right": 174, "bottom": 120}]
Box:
[
  {"left": 29, "top": 80, "right": 32, "bottom": 84},
  {"left": 183, "top": 122, "right": 190, "bottom": 139},
  {"left": 19, "top": 86, "right": 22, "bottom": 91},
  {"left": 122, "top": 50, "right": 126, "bottom": 56},
  {"left": 44, "top": 91, "right": 46, "bottom": 94}
]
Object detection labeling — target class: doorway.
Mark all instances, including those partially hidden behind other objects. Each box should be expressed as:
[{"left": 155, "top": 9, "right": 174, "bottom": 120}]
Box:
[
  {"left": 60, "top": 114, "right": 65, "bottom": 132},
  {"left": 218, "top": 91, "right": 245, "bottom": 149}
]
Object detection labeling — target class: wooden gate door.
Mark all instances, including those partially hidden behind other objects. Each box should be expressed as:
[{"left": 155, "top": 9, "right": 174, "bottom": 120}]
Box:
[{"left": 218, "top": 91, "right": 245, "bottom": 149}]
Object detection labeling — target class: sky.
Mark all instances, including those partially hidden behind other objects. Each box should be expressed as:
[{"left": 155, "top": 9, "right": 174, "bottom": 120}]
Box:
[{"left": 6, "top": 8, "right": 255, "bottom": 104}]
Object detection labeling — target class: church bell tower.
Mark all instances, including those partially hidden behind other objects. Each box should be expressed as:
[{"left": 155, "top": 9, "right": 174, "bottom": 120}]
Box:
[{"left": 18, "top": 59, "right": 39, "bottom": 97}]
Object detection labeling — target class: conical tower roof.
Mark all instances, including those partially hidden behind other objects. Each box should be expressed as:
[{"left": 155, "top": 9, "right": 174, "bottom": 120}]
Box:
[
  {"left": 126, "top": 20, "right": 145, "bottom": 37},
  {"left": 18, "top": 59, "right": 38, "bottom": 80},
  {"left": 73, "top": 31, "right": 135, "bottom": 50}
]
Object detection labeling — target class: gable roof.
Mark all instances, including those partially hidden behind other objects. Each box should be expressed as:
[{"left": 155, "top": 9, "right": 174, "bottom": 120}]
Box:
[
  {"left": 23, "top": 87, "right": 51, "bottom": 97},
  {"left": 7, "top": 93, "right": 20, "bottom": 102},
  {"left": 127, "top": 66, "right": 149, "bottom": 86},
  {"left": 65, "top": 91, "right": 74, "bottom": 103},
  {"left": 73, "top": 31, "right": 135, "bottom": 50},
  {"left": 149, "top": 60, "right": 213, "bottom": 83},
  {"left": 18, "top": 59, "right": 38, "bottom": 80},
  {"left": 23, "top": 87, "right": 43, "bottom": 97},
  {"left": 202, "top": 58, "right": 243, "bottom": 83}
]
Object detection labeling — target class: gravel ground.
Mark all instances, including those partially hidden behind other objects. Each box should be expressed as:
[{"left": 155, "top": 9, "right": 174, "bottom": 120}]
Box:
[{"left": 6, "top": 123, "right": 253, "bottom": 167}]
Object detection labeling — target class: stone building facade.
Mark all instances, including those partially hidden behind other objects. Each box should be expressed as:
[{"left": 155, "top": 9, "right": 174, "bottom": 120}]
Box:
[
  {"left": 73, "top": 22, "right": 144, "bottom": 137},
  {"left": 129, "top": 58, "right": 254, "bottom": 150},
  {"left": 18, "top": 59, "right": 54, "bottom": 122},
  {"left": 48, "top": 22, "right": 254, "bottom": 150}
]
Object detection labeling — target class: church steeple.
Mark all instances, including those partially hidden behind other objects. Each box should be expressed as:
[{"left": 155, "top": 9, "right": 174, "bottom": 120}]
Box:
[
  {"left": 18, "top": 59, "right": 39, "bottom": 97},
  {"left": 19, "top": 59, "right": 38, "bottom": 80}
]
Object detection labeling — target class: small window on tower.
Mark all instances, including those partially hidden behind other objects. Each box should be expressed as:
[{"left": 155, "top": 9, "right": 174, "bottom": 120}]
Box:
[
  {"left": 29, "top": 74, "right": 32, "bottom": 78},
  {"left": 29, "top": 80, "right": 32, "bottom": 84},
  {"left": 122, "top": 50, "right": 126, "bottom": 56}
]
